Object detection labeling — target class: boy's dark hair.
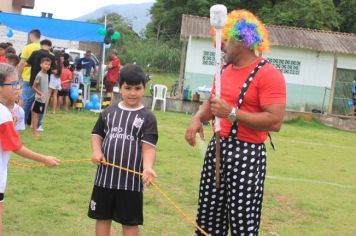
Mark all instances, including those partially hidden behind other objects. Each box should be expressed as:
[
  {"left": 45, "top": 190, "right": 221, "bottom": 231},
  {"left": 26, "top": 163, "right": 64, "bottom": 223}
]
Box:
[
  {"left": 119, "top": 64, "right": 146, "bottom": 87},
  {"left": 5, "top": 46, "right": 16, "bottom": 55},
  {"left": 40, "top": 39, "right": 52, "bottom": 47},
  {"left": 0, "top": 43, "right": 8, "bottom": 50},
  {"left": 76, "top": 63, "right": 82, "bottom": 71},
  {"left": 6, "top": 42, "right": 13, "bottom": 47},
  {"left": 63, "top": 60, "right": 70, "bottom": 68},
  {"left": 0, "top": 63, "right": 17, "bottom": 84},
  {"left": 6, "top": 53, "right": 20, "bottom": 66},
  {"left": 69, "top": 64, "right": 75, "bottom": 72},
  {"left": 40, "top": 57, "right": 52, "bottom": 64},
  {"left": 30, "top": 29, "right": 41, "bottom": 39},
  {"left": 63, "top": 53, "right": 70, "bottom": 61}
]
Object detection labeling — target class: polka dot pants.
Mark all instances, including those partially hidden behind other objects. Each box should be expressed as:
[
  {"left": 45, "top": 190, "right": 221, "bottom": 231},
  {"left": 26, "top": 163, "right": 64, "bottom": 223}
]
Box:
[{"left": 195, "top": 137, "right": 267, "bottom": 236}]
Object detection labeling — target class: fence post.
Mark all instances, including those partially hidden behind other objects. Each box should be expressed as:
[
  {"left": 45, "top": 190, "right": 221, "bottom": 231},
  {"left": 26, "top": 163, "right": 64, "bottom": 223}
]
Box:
[
  {"left": 328, "top": 52, "right": 338, "bottom": 113},
  {"left": 177, "top": 38, "right": 188, "bottom": 99}
]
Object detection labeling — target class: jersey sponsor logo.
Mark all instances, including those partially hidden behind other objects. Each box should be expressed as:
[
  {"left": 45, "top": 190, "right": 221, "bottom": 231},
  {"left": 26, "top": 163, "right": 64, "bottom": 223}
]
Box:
[{"left": 109, "top": 126, "right": 135, "bottom": 141}]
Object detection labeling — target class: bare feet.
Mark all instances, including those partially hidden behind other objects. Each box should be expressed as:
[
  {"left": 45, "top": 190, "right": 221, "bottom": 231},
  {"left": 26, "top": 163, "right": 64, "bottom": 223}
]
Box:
[{"left": 32, "top": 131, "right": 41, "bottom": 137}]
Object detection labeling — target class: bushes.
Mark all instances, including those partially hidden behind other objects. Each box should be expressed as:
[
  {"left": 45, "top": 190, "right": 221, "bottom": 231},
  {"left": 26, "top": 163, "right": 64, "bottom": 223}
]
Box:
[{"left": 117, "top": 39, "right": 181, "bottom": 73}]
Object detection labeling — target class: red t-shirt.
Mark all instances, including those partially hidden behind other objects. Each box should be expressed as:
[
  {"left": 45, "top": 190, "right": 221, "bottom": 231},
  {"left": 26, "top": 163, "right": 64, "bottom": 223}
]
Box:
[
  {"left": 107, "top": 58, "right": 120, "bottom": 83},
  {"left": 0, "top": 56, "right": 6, "bottom": 63},
  {"left": 212, "top": 58, "right": 286, "bottom": 143},
  {"left": 60, "top": 68, "right": 73, "bottom": 90}
]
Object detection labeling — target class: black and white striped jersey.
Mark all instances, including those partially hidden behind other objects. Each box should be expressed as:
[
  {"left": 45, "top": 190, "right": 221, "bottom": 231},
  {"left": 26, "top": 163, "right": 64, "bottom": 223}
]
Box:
[{"left": 91, "top": 102, "right": 158, "bottom": 192}]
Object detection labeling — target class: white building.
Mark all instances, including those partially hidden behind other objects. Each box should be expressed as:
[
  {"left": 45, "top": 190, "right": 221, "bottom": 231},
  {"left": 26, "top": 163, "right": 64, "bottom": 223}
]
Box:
[{"left": 179, "top": 14, "right": 356, "bottom": 114}]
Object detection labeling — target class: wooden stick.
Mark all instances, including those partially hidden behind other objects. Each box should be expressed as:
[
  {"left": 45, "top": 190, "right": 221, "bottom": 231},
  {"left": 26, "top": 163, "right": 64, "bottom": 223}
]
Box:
[{"left": 215, "top": 131, "right": 221, "bottom": 188}]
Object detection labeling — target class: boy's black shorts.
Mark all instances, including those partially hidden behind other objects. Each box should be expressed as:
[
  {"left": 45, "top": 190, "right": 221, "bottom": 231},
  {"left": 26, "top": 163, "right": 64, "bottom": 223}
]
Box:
[
  {"left": 32, "top": 101, "right": 46, "bottom": 114},
  {"left": 88, "top": 186, "right": 143, "bottom": 226},
  {"left": 0, "top": 193, "right": 4, "bottom": 202},
  {"left": 58, "top": 89, "right": 69, "bottom": 96}
]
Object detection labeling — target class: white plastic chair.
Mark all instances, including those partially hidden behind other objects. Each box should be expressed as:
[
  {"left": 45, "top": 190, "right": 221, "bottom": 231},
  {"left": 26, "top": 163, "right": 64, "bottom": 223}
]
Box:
[{"left": 151, "top": 84, "right": 167, "bottom": 112}]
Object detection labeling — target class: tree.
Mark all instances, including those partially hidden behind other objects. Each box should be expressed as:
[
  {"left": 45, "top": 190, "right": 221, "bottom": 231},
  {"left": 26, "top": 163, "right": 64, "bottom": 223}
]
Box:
[
  {"left": 146, "top": 0, "right": 276, "bottom": 43},
  {"left": 258, "top": 0, "right": 341, "bottom": 31},
  {"left": 337, "top": 0, "right": 356, "bottom": 33},
  {"left": 147, "top": 0, "right": 353, "bottom": 45}
]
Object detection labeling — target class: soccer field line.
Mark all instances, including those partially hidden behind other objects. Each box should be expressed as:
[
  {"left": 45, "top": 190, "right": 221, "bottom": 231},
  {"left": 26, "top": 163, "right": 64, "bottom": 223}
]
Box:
[
  {"left": 283, "top": 139, "right": 352, "bottom": 149},
  {"left": 267, "top": 175, "right": 356, "bottom": 189}
]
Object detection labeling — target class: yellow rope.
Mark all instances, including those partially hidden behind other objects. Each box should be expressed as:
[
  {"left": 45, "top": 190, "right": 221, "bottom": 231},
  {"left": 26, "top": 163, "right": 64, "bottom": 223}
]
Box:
[{"left": 10, "top": 159, "right": 209, "bottom": 236}]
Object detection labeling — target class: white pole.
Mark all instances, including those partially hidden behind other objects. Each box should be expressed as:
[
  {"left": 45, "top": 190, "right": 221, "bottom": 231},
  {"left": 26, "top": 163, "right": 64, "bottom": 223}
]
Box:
[
  {"left": 210, "top": 4, "right": 227, "bottom": 133},
  {"left": 99, "top": 15, "right": 107, "bottom": 110},
  {"left": 210, "top": 4, "right": 227, "bottom": 188},
  {"left": 215, "top": 28, "right": 222, "bottom": 133}
]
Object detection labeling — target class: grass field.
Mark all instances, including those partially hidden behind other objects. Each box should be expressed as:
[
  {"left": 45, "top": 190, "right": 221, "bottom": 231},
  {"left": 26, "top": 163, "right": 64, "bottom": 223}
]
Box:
[
  {"left": 5, "top": 109, "right": 356, "bottom": 235},
  {"left": 144, "top": 73, "right": 178, "bottom": 96}
]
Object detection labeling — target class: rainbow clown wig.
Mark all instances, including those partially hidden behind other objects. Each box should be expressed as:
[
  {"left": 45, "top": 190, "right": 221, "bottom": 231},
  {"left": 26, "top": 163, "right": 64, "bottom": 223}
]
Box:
[{"left": 213, "top": 9, "right": 270, "bottom": 53}]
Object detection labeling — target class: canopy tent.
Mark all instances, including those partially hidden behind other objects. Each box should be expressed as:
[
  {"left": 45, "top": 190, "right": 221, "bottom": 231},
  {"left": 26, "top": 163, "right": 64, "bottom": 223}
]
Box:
[{"left": 0, "top": 12, "right": 104, "bottom": 42}]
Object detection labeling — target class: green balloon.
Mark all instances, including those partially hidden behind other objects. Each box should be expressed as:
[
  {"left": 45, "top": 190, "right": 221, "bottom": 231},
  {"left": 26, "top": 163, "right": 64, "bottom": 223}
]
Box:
[
  {"left": 98, "top": 28, "right": 106, "bottom": 36},
  {"left": 111, "top": 31, "right": 121, "bottom": 41}
]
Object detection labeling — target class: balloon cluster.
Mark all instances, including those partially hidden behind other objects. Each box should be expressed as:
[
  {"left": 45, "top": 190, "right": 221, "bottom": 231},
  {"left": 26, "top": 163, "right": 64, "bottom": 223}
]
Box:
[
  {"left": 98, "top": 24, "right": 121, "bottom": 47},
  {"left": 85, "top": 94, "right": 101, "bottom": 110}
]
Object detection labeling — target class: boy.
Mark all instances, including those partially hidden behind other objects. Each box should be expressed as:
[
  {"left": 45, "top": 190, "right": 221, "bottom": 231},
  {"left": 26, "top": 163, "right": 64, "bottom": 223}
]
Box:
[
  {"left": 5, "top": 54, "right": 20, "bottom": 67},
  {"left": 0, "top": 63, "right": 60, "bottom": 234},
  {"left": 88, "top": 64, "right": 158, "bottom": 236},
  {"left": 105, "top": 49, "right": 120, "bottom": 101},
  {"left": 72, "top": 64, "right": 84, "bottom": 90},
  {"left": 71, "top": 64, "right": 83, "bottom": 109},
  {"left": 58, "top": 60, "right": 72, "bottom": 111},
  {"left": 31, "top": 58, "right": 51, "bottom": 137},
  {"left": 0, "top": 43, "right": 8, "bottom": 63}
]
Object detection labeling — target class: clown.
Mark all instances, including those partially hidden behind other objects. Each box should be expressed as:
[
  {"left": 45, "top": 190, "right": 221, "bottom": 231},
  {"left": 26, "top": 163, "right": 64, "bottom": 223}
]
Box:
[{"left": 185, "top": 9, "right": 287, "bottom": 236}]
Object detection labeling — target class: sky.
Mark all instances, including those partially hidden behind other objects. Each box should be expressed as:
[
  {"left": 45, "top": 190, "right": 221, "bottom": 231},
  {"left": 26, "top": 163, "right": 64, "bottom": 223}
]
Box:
[{"left": 22, "top": 0, "right": 155, "bottom": 20}]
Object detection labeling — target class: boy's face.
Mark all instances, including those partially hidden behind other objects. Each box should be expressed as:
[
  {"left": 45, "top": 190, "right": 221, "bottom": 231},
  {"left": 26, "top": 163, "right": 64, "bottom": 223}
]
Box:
[
  {"left": 0, "top": 48, "right": 5, "bottom": 56},
  {"left": 120, "top": 82, "right": 145, "bottom": 108},
  {"left": 0, "top": 74, "right": 21, "bottom": 103},
  {"left": 40, "top": 61, "right": 51, "bottom": 71}
]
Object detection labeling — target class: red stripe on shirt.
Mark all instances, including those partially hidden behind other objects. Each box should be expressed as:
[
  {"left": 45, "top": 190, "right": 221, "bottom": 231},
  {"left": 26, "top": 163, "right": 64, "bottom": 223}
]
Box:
[{"left": 0, "top": 121, "right": 22, "bottom": 151}]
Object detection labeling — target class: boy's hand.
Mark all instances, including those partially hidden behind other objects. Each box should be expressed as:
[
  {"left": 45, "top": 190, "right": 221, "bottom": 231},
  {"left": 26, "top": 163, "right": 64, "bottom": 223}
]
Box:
[
  {"left": 92, "top": 151, "right": 106, "bottom": 165},
  {"left": 44, "top": 156, "right": 61, "bottom": 167},
  {"left": 40, "top": 93, "right": 46, "bottom": 100},
  {"left": 142, "top": 168, "right": 157, "bottom": 185}
]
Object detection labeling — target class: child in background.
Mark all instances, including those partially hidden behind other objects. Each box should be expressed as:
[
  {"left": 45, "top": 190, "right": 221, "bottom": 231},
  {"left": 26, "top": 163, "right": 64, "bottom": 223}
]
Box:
[
  {"left": 0, "top": 43, "right": 8, "bottom": 63},
  {"left": 88, "top": 64, "right": 158, "bottom": 236},
  {"left": 5, "top": 55, "right": 23, "bottom": 131},
  {"left": 47, "top": 51, "right": 62, "bottom": 114},
  {"left": 31, "top": 57, "right": 51, "bottom": 137},
  {"left": 71, "top": 64, "right": 83, "bottom": 109},
  {"left": 5, "top": 54, "right": 20, "bottom": 67},
  {"left": 58, "top": 60, "right": 72, "bottom": 111},
  {"left": 48, "top": 66, "right": 61, "bottom": 114},
  {"left": 0, "top": 63, "right": 60, "bottom": 235}
]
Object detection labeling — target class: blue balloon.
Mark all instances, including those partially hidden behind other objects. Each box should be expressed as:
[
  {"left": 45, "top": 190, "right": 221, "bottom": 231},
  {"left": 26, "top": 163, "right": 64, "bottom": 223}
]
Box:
[
  {"left": 93, "top": 102, "right": 101, "bottom": 110},
  {"left": 70, "top": 87, "right": 77, "bottom": 94},
  {"left": 90, "top": 94, "right": 99, "bottom": 103},
  {"left": 6, "top": 29, "right": 13, "bottom": 38},
  {"left": 70, "top": 92, "right": 79, "bottom": 101},
  {"left": 347, "top": 99, "right": 353, "bottom": 107},
  {"left": 85, "top": 101, "right": 93, "bottom": 110}
]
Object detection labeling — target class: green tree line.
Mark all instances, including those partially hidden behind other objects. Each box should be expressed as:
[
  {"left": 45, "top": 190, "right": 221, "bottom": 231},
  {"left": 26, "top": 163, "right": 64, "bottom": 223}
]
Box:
[{"left": 94, "top": 0, "right": 355, "bottom": 73}]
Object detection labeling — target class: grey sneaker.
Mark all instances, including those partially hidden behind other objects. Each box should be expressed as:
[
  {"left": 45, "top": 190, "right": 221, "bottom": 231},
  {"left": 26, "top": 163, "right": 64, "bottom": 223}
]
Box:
[{"left": 36, "top": 125, "right": 44, "bottom": 132}]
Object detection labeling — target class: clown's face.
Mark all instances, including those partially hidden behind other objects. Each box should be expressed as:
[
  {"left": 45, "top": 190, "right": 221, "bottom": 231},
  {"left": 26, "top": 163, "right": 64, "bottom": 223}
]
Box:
[{"left": 224, "top": 40, "right": 243, "bottom": 65}]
